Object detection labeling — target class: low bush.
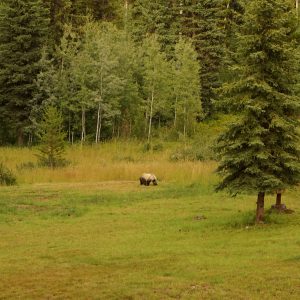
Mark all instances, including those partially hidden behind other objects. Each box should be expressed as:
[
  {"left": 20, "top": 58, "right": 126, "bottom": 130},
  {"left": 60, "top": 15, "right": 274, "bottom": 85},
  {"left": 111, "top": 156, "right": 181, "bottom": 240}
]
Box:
[
  {"left": 37, "top": 157, "right": 70, "bottom": 168},
  {"left": 16, "top": 162, "right": 36, "bottom": 170},
  {"left": 169, "top": 141, "right": 216, "bottom": 161},
  {"left": 0, "top": 162, "right": 17, "bottom": 186},
  {"left": 152, "top": 143, "right": 164, "bottom": 152}
]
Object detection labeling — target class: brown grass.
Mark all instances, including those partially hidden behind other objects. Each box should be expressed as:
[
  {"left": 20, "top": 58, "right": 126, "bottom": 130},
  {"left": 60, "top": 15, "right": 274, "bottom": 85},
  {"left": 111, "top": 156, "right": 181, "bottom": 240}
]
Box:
[{"left": 0, "top": 142, "right": 217, "bottom": 185}]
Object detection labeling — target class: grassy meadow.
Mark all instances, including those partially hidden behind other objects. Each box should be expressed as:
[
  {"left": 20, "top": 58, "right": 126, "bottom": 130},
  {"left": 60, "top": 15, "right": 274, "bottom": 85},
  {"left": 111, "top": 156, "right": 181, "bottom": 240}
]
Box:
[{"left": 0, "top": 142, "right": 300, "bottom": 299}]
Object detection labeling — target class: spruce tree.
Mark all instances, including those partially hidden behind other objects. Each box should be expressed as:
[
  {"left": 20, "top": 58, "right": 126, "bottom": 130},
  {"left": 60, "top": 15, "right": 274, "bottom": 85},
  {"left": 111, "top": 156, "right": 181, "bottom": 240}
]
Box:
[
  {"left": 179, "top": 0, "right": 227, "bottom": 117},
  {"left": 37, "top": 105, "right": 66, "bottom": 168},
  {"left": 216, "top": 0, "right": 300, "bottom": 223},
  {"left": 0, "top": 0, "right": 49, "bottom": 145},
  {"left": 130, "top": 0, "right": 179, "bottom": 56}
]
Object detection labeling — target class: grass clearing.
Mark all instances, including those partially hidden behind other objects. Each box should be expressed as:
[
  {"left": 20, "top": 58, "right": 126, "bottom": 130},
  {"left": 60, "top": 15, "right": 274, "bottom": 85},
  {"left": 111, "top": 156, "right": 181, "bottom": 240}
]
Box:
[
  {"left": 0, "top": 180, "right": 299, "bottom": 299},
  {"left": 0, "top": 143, "right": 299, "bottom": 299}
]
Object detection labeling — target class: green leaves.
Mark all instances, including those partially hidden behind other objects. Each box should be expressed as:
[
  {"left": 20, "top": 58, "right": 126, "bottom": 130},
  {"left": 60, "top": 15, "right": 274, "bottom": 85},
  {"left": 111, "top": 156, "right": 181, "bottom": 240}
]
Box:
[
  {"left": 0, "top": 0, "right": 49, "bottom": 144},
  {"left": 216, "top": 0, "right": 300, "bottom": 195}
]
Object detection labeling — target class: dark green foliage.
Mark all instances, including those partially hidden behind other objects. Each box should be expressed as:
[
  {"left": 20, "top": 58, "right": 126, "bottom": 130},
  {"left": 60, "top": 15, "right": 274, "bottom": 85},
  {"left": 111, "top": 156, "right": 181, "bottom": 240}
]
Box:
[
  {"left": 130, "top": 0, "right": 180, "bottom": 56},
  {"left": 44, "top": 0, "right": 122, "bottom": 46},
  {"left": 0, "top": 0, "right": 49, "bottom": 145},
  {"left": 0, "top": 163, "right": 17, "bottom": 186},
  {"left": 216, "top": 0, "right": 300, "bottom": 195},
  {"left": 36, "top": 106, "right": 67, "bottom": 168},
  {"left": 179, "top": 0, "right": 227, "bottom": 116}
]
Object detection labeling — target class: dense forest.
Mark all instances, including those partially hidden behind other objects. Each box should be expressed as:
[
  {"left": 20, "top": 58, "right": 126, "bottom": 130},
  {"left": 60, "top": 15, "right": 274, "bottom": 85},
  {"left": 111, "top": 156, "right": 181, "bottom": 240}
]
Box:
[{"left": 0, "top": 0, "right": 299, "bottom": 146}]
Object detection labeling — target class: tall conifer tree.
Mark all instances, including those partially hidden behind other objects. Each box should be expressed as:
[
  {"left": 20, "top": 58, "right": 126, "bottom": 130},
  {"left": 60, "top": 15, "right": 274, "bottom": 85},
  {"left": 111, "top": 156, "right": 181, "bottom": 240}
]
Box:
[
  {"left": 216, "top": 0, "right": 300, "bottom": 223},
  {"left": 179, "top": 0, "right": 227, "bottom": 117},
  {"left": 130, "top": 0, "right": 179, "bottom": 56},
  {"left": 0, "top": 0, "right": 49, "bottom": 145}
]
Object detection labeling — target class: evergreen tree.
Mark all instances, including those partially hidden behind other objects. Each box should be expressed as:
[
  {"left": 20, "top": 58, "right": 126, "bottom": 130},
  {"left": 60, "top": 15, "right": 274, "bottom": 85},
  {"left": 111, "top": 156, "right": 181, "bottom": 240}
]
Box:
[
  {"left": 44, "top": 0, "right": 123, "bottom": 49},
  {"left": 44, "top": 0, "right": 72, "bottom": 46},
  {"left": 179, "top": 0, "right": 227, "bottom": 117},
  {"left": 216, "top": 0, "right": 300, "bottom": 223},
  {"left": 70, "top": 0, "right": 121, "bottom": 22},
  {"left": 0, "top": 0, "right": 49, "bottom": 145},
  {"left": 130, "top": 0, "right": 179, "bottom": 56},
  {"left": 37, "top": 105, "right": 67, "bottom": 168},
  {"left": 31, "top": 24, "right": 80, "bottom": 145}
]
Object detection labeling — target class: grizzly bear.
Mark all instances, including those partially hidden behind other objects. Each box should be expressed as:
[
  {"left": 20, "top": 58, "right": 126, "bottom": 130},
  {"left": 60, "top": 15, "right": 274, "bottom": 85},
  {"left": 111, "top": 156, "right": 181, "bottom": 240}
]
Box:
[{"left": 139, "top": 173, "right": 158, "bottom": 186}]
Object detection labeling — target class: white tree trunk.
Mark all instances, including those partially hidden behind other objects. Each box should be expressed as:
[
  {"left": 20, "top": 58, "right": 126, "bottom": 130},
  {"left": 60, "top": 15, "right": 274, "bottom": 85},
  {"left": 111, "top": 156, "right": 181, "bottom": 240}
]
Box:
[
  {"left": 96, "top": 69, "right": 104, "bottom": 144},
  {"left": 183, "top": 103, "right": 187, "bottom": 139},
  {"left": 68, "top": 112, "right": 71, "bottom": 143},
  {"left": 174, "top": 95, "right": 178, "bottom": 127},
  {"left": 95, "top": 102, "right": 103, "bottom": 144},
  {"left": 147, "top": 88, "right": 154, "bottom": 143},
  {"left": 96, "top": 101, "right": 101, "bottom": 143},
  {"left": 145, "top": 97, "right": 149, "bottom": 135},
  {"left": 81, "top": 107, "right": 86, "bottom": 144}
]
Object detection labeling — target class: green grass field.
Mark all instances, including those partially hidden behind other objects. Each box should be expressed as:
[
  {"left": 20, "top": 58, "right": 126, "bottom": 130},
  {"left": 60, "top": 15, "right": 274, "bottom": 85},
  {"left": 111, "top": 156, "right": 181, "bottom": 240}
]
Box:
[{"left": 0, "top": 144, "right": 300, "bottom": 299}]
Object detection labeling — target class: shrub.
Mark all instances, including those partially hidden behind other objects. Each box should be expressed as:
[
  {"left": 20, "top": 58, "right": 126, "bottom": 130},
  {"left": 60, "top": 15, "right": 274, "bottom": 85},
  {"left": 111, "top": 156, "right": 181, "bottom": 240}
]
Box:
[
  {"left": 16, "top": 162, "right": 36, "bottom": 170},
  {"left": 169, "top": 146, "right": 205, "bottom": 162},
  {"left": 142, "top": 143, "right": 151, "bottom": 152},
  {"left": 153, "top": 143, "right": 163, "bottom": 152},
  {"left": 0, "top": 163, "right": 17, "bottom": 186}
]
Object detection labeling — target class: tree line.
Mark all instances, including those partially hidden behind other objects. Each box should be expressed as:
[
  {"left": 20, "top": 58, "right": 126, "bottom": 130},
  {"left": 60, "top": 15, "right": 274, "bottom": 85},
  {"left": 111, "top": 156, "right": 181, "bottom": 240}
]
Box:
[{"left": 0, "top": 0, "right": 246, "bottom": 145}]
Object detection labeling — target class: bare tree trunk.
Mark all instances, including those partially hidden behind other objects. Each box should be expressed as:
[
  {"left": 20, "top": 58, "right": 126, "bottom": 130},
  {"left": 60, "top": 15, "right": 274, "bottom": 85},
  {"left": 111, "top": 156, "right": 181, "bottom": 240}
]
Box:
[
  {"left": 276, "top": 192, "right": 282, "bottom": 207},
  {"left": 145, "top": 97, "right": 149, "bottom": 136},
  {"left": 112, "top": 118, "right": 115, "bottom": 138},
  {"left": 256, "top": 192, "right": 265, "bottom": 224},
  {"left": 147, "top": 88, "right": 154, "bottom": 144},
  {"left": 27, "top": 133, "right": 33, "bottom": 147},
  {"left": 81, "top": 107, "right": 86, "bottom": 144},
  {"left": 96, "top": 101, "right": 101, "bottom": 143},
  {"left": 124, "top": 0, "right": 129, "bottom": 34},
  {"left": 174, "top": 95, "right": 177, "bottom": 127},
  {"left": 96, "top": 69, "right": 104, "bottom": 144},
  {"left": 296, "top": 0, "right": 299, "bottom": 19},
  {"left": 98, "top": 110, "right": 102, "bottom": 142},
  {"left": 68, "top": 112, "right": 71, "bottom": 143},
  {"left": 71, "top": 131, "right": 74, "bottom": 145},
  {"left": 17, "top": 127, "right": 24, "bottom": 146},
  {"left": 183, "top": 103, "right": 187, "bottom": 139}
]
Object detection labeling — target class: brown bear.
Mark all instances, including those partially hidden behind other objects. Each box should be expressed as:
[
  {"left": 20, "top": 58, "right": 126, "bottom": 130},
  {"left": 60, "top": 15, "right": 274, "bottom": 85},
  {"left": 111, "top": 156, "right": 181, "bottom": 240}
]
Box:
[{"left": 139, "top": 173, "right": 158, "bottom": 186}]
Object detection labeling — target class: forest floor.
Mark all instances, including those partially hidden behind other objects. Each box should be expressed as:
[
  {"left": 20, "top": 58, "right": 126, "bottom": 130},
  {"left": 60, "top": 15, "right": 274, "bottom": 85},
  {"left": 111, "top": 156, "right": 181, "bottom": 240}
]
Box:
[{"left": 0, "top": 180, "right": 300, "bottom": 299}]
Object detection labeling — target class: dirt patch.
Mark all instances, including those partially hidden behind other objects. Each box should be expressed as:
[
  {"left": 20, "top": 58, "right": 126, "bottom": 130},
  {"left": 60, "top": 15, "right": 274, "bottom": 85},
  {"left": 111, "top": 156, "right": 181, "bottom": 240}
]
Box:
[
  {"left": 270, "top": 204, "right": 295, "bottom": 214},
  {"left": 16, "top": 204, "right": 48, "bottom": 212}
]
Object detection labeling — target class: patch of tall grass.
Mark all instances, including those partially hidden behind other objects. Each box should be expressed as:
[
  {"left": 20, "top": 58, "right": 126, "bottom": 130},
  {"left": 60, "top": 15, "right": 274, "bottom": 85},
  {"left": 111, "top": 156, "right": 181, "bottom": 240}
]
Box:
[{"left": 0, "top": 140, "right": 217, "bottom": 185}]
